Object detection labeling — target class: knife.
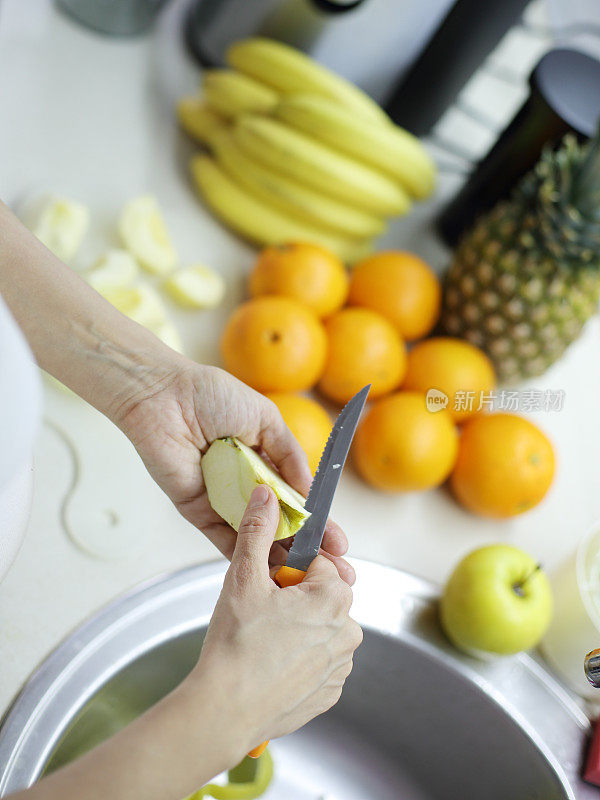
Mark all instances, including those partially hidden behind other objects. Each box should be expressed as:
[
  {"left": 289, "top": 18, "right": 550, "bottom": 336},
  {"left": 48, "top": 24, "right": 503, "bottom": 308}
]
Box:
[{"left": 248, "top": 384, "right": 370, "bottom": 758}]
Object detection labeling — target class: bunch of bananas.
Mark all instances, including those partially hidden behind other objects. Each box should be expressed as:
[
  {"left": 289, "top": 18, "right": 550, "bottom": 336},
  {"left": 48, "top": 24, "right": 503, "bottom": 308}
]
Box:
[{"left": 177, "top": 38, "right": 436, "bottom": 262}]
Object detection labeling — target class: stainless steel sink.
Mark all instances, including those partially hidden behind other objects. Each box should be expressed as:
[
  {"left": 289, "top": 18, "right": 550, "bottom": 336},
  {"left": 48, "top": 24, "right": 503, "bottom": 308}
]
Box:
[{"left": 0, "top": 559, "right": 595, "bottom": 799}]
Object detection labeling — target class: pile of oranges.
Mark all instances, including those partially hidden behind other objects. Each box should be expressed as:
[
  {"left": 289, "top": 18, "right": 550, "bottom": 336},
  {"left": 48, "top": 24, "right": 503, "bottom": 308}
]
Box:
[{"left": 221, "top": 242, "right": 555, "bottom": 518}]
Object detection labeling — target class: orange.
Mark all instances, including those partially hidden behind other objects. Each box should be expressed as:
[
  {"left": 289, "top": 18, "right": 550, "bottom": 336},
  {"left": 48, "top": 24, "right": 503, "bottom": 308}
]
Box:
[
  {"left": 450, "top": 413, "right": 555, "bottom": 518},
  {"left": 268, "top": 393, "right": 332, "bottom": 474},
  {"left": 403, "top": 337, "right": 495, "bottom": 422},
  {"left": 354, "top": 392, "right": 458, "bottom": 492},
  {"left": 221, "top": 296, "right": 326, "bottom": 392},
  {"left": 318, "top": 308, "right": 406, "bottom": 404},
  {"left": 348, "top": 251, "right": 440, "bottom": 340},
  {"left": 249, "top": 242, "right": 349, "bottom": 318}
]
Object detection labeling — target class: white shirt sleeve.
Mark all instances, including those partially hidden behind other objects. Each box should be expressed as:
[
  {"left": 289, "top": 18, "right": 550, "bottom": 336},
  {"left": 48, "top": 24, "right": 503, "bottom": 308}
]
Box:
[{"left": 0, "top": 292, "right": 42, "bottom": 580}]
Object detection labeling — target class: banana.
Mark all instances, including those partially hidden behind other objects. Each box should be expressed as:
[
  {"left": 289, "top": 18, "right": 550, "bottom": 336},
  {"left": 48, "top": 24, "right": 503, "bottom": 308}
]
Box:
[
  {"left": 232, "top": 115, "right": 410, "bottom": 217},
  {"left": 190, "top": 155, "right": 373, "bottom": 263},
  {"left": 226, "top": 38, "right": 388, "bottom": 124},
  {"left": 275, "top": 95, "right": 436, "bottom": 200},
  {"left": 203, "top": 69, "right": 278, "bottom": 119},
  {"left": 177, "top": 96, "right": 227, "bottom": 145},
  {"left": 210, "top": 130, "right": 385, "bottom": 239}
]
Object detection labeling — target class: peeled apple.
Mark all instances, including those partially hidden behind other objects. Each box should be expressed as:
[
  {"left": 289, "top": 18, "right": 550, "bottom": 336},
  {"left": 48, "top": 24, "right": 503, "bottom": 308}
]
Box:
[
  {"left": 201, "top": 437, "right": 309, "bottom": 540},
  {"left": 100, "top": 284, "right": 168, "bottom": 330},
  {"left": 27, "top": 195, "right": 89, "bottom": 263},
  {"left": 86, "top": 249, "right": 140, "bottom": 293},
  {"left": 118, "top": 195, "right": 177, "bottom": 275},
  {"left": 164, "top": 265, "right": 226, "bottom": 309}
]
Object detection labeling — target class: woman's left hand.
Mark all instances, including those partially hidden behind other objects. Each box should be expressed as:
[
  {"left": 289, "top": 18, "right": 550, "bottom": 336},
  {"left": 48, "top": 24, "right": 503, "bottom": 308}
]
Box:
[{"left": 115, "top": 360, "right": 354, "bottom": 584}]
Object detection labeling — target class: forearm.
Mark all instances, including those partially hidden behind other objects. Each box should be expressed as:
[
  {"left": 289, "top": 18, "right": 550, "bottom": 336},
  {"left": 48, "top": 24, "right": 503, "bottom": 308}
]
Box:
[
  {"left": 12, "top": 675, "right": 249, "bottom": 800},
  {"left": 0, "top": 201, "right": 183, "bottom": 421}
]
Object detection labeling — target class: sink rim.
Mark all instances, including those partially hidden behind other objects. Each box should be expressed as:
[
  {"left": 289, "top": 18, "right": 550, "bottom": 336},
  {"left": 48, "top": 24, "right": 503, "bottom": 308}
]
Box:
[{"left": 0, "top": 558, "right": 592, "bottom": 797}]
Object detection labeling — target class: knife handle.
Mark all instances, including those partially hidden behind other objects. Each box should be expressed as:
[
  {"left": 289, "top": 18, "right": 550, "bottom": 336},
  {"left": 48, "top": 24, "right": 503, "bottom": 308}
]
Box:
[
  {"left": 274, "top": 565, "right": 307, "bottom": 588},
  {"left": 247, "top": 565, "right": 308, "bottom": 758}
]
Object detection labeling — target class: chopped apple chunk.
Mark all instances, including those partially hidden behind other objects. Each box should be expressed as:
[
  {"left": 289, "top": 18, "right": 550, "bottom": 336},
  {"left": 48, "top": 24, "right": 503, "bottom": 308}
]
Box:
[
  {"left": 118, "top": 195, "right": 177, "bottom": 275},
  {"left": 164, "top": 264, "right": 225, "bottom": 309}
]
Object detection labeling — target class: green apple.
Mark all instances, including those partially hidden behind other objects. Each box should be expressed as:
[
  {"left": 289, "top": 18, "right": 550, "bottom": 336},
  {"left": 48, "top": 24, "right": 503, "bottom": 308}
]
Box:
[
  {"left": 440, "top": 544, "right": 553, "bottom": 657},
  {"left": 201, "top": 437, "right": 310, "bottom": 541}
]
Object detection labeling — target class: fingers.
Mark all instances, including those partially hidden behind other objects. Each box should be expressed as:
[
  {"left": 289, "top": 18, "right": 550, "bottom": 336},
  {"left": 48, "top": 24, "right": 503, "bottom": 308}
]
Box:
[
  {"left": 176, "top": 496, "right": 238, "bottom": 560},
  {"left": 260, "top": 405, "right": 313, "bottom": 495},
  {"left": 230, "top": 485, "right": 279, "bottom": 585},
  {"left": 302, "top": 555, "right": 356, "bottom": 607},
  {"left": 301, "top": 553, "right": 341, "bottom": 585},
  {"left": 260, "top": 397, "right": 350, "bottom": 561},
  {"left": 319, "top": 552, "right": 356, "bottom": 586},
  {"left": 321, "top": 518, "right": 348, "bottom": 557}
]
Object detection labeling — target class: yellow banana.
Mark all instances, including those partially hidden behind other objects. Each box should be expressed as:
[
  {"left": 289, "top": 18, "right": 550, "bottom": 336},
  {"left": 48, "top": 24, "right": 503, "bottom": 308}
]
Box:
[
  {"left": 190, "top": 155, "right": 373, "bottom": 262},
  {"left": 210, "top": 130, "right": 385, "bottom": 239},
  {"left": 177, "top": 97, "right": 227, "bottom": 145},
  {"left": 226, "top": 38, "right": 388, "bottom": 125},
  {"left": 203, "top": 69, "right": 279, "bottom": 119},
  {"left": 233, "top": 115, "right": 410, "bottom": 217},
  {"left": 274, "top": 94, "right": 436, "bottom": 200}
]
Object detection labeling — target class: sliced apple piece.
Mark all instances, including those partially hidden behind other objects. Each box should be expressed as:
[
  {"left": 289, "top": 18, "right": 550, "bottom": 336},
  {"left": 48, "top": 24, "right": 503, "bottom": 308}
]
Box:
[
  {"left": 28, "top": 195, "right": 89, "bottom": 263},
  {"left": 100, "top": 284, "right": 168, "bottom": 330},
  {"left": 118, "top": 196, "right": 177, "bottom": 275},
  {"left": 86, "top": 249, "right": 140, "bottom": 293},
  {"left": 164, "top": 264, "right": 226, "bottom": 309},
  {"left": 201, "top": 437, "right": 309, "bottom": 540}
]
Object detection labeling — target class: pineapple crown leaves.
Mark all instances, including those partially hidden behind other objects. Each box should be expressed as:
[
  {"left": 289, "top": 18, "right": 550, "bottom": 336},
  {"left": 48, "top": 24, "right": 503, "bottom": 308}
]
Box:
[{"left": 516, "top": 128, "right": 600, "bottom": 268}]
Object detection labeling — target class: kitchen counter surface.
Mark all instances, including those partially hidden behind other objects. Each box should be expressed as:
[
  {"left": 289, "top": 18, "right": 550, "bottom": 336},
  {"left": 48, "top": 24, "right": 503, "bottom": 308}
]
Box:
[{"left": 1, "top": 0, "right": 600, "bottom": 720}]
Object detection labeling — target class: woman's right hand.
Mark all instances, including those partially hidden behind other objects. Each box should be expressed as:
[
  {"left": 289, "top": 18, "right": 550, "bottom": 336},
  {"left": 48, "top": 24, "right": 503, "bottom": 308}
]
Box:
[
  {"left": 10, "top": 485, "right": 362, "bottom": 800},
  {"left": 184, "top": 484, "right": 363, "bottom": 758}
]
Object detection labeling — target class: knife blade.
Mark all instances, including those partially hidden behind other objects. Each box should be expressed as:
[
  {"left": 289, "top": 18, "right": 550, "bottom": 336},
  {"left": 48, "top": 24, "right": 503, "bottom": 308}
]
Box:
[
  {"left": 303, "top": 385, "right": 368, "bottom": 513},
  {"left": 281, "top": 383, "right": 371, "bottom": 576},
  {"left": 247, "top": 384, "right": 370, "bottom": 759}
]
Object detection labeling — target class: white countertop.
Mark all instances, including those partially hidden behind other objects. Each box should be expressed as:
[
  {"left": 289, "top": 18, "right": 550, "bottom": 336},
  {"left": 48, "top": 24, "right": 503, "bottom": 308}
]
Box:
[{"left": 1, "top": 0, "right": 600, "bottom": 719}]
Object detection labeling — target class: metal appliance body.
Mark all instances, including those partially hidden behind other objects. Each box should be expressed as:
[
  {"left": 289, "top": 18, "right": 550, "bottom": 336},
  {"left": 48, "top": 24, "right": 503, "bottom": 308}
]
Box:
[
  {"left": 185, "top": 0, "right": 453, "bottom": 102},
  {"left": 0, "top": 559, "right": 595, "bottom": 798},
  {"left": 56, "top": 0, "right": 169, "bottom": 35}
]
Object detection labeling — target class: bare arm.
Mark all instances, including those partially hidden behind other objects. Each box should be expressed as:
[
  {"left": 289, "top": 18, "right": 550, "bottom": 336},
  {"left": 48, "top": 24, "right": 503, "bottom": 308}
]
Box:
[
  {"left": 0, "top": 200, "right": 353, "bottom": 576},
  {"left": 0, "top": 200, "right": 179, "bottom": 421},
  {"left": 10, "top": 488, "right": 361, "bottom": 800}
]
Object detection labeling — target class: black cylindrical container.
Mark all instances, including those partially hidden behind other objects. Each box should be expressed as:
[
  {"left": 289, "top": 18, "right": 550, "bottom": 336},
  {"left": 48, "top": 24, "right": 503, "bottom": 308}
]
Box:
[
  {"left": 384, "top": 0, "right": 529, "bottom": 135},
  {"left": 437, "top": 48, "right": 600, "bottom": 248}
]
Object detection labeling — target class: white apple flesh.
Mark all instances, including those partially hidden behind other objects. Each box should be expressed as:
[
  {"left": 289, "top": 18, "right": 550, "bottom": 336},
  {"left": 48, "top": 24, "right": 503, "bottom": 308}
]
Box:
[
  {"left": 87, "top": 249, "right": 140, "bottom": 293},
  {"left": 164, "top": 265, "right": 226, "bottom": 309},
  {"left": 27, "top": 194, "right": 90, "bottom": 263},
  {"left": 201, "top": 437, "right": 310, "bottom": 541},
  {"left": 118, "top": 195, "right": 177, "bottom": 275},
  {"left": 440, "top": 544, "right": 553, "bottom": 657}
]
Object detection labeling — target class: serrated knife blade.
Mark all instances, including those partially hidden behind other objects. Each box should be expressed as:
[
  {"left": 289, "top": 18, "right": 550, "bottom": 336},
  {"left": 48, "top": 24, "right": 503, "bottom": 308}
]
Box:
[{"left": 285, "top": 384, "right": 370, "bottom": 572}]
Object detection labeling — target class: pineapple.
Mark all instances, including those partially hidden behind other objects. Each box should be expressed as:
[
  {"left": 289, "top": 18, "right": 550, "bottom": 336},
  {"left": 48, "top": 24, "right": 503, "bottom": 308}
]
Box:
[{"left": 441, "top": 133, "right": 600, "bottom": 383}]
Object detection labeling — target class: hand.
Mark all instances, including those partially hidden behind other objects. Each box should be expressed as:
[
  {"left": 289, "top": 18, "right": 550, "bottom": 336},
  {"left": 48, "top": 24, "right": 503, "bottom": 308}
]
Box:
[
  {"left": 116, "top": 358, "right": 354, "bottom": 583},
  {"left": 186, "top": 485, "right": 363, "bottom": 754}
]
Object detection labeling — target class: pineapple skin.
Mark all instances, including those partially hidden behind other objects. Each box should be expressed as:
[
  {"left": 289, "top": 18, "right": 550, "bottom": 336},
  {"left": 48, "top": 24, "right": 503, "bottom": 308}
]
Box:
[{"left": 441, "top": 200, "right": 600, "bottom": 384}]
